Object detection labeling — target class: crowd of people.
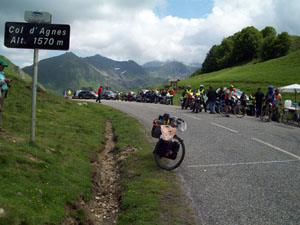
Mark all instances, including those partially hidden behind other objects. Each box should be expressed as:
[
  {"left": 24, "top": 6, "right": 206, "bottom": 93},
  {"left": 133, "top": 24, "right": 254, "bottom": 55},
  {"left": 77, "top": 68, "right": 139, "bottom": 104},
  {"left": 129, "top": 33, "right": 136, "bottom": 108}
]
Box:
[{"left": 180, "top": 84, "right": 284, "bottom": 121}]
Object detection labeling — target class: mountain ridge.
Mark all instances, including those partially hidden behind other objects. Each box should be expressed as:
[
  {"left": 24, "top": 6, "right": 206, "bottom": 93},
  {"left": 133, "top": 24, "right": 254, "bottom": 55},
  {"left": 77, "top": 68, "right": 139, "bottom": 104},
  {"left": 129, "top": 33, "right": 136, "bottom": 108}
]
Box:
[{"left": 22, "top": 52, "right": 199, "bottom": 95}]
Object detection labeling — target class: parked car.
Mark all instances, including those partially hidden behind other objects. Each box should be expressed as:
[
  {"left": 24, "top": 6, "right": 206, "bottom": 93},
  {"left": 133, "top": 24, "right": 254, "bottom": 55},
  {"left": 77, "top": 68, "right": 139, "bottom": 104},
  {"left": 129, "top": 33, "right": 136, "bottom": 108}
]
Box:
[
  {"left": 78, "top": 90, "right": 98, "bottom": 99},
  {"left": 72, "top": 90, "right": 82, "bottom": 99},
  {"left": 102, "top": 91, "right": 116, "bottom": 100}
]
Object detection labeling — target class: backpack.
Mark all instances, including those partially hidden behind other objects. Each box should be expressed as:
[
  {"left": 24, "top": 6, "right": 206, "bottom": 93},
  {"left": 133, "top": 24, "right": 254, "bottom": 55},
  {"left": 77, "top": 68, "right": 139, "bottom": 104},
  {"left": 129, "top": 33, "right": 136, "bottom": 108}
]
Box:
[{"left": 155, "top": 139, "right": 180, "bottom": 160}]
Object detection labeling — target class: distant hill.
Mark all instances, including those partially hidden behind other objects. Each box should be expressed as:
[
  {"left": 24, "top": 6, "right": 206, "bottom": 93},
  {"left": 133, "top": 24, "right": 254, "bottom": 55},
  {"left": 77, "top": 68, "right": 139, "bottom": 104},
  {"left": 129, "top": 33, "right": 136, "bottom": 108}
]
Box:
[
  {"left": 22, "top": 53, "right": 198, "bottom": 95},
  {"left": 143, "top": 61, "right": 198, "bottom": 80}
]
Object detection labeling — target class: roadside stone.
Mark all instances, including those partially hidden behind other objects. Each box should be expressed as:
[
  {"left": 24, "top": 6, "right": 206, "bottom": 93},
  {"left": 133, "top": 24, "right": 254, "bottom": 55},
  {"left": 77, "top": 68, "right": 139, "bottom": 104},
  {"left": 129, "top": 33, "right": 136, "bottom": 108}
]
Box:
[{"left": 0, "top": 208, "right": 5, "bottom": 216}]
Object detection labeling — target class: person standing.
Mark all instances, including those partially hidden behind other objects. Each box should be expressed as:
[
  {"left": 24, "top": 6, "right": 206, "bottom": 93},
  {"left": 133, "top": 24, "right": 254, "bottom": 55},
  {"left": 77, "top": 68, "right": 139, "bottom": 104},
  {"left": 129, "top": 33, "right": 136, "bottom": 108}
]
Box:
[
  {"left": 248, "top": 92, "right": 256, "bottom": 116},
  {"left": 217, "top": 87, "right": 225, "bottom": 113},
  {"left": 199, "top": 85, "right": 207, "bottom": 112},
  {"left": 0, "top": 60, "right": 11, "bottom": 132},
  {"left": 206, "top": 85, "right": 217, "bottom": 114},
  {"left": 254, "top": 88, "right": 264, "bottom": 117},
  {"left": 169, "top": 88, "right": 175, "bottom": 105},
  {"left": 96, "top": 85, "right": 103, "bottom": 103}
]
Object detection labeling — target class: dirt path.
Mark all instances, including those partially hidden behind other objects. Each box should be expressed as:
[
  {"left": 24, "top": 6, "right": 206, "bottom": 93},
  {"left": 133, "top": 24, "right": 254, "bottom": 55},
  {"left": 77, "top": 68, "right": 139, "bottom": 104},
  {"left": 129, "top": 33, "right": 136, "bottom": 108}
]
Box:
[
  {"left": 84, "top": 120, "right": 121, "bottom": 224},
  {"left": 61, "top": 120, "right": 135, "bottom": 225}
]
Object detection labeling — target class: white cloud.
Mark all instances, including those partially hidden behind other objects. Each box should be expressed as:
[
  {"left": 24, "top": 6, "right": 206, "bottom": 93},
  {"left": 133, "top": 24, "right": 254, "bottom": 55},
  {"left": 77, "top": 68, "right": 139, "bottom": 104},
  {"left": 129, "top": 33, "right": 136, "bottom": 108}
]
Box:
[{"left": 0, "top": 0, "right": 300, "bottom": 67}]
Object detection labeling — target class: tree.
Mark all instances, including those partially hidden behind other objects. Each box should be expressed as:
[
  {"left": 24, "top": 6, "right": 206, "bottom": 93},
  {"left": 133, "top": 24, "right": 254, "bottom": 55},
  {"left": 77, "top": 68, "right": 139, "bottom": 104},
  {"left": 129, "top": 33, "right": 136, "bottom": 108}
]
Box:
[
  {"left": 201, "top": 45, "right": 220, "bottom": 73},
  {"left": 261, "top": 26, "right": 277, "bottom": 38},
  {"left": 274, "top": 32, "right": 291, "bottom": 57},
  {"left": 260, "top": 32, "right": 291, "bottom": 61},
  {"left": 217, "top": 37, "right": 234, "bottom": 69},
  {"left": 260, "top": 35, "right": 277, "bottom": 60},
  {"left": 232, "top": 26, "right": 263, "bottom": 61}
]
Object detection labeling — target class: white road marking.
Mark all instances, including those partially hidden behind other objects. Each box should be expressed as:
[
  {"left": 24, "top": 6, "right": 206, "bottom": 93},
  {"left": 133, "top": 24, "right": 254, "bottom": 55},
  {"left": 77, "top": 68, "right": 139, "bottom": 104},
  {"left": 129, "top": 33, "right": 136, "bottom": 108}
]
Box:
[
  {"left": 252, "top": 138, "right": 300, "bottom": 160},
  {"left": 210, "top": 122, "right": 238, "bottom": 133},
  {"left": 187, "top": 159, "right": 299, "bottom": 168},
  {"left": 183, "top": 114, "right": 202, "bottom": 120}
]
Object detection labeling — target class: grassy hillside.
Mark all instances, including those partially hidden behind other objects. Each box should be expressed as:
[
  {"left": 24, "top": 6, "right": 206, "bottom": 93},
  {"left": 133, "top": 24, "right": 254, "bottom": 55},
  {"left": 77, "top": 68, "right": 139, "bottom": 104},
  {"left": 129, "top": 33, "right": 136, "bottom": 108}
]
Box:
[
  {"left": 0, "top": 58, "right": 195, "bottom": 224},
  {"left": 173, "top": 50, "right": 300, "bottom": 103}
]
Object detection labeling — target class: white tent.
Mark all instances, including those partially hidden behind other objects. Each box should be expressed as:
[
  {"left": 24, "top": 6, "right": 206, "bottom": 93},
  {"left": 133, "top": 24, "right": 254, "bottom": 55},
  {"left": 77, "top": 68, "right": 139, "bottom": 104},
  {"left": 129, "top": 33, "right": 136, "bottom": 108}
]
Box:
[{"left": 279, "top": 84, "right": 300, "bottom": 102}]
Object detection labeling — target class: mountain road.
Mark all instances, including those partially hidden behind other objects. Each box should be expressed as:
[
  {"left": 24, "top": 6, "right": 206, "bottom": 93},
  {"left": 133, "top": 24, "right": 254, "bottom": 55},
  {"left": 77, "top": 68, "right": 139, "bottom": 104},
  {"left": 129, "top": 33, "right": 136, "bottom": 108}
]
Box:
[{"left": 97, "top": 99, "right": 300, "bottom": 225}]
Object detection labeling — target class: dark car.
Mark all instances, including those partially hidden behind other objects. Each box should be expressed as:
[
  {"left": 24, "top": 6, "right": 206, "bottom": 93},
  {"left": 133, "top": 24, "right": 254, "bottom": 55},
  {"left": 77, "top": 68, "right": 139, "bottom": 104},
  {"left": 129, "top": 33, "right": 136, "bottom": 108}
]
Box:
[
  {"left": 78, "top": 90, "right": 98, "bottom": 99},
  {"left": 102, "top": 91, "right": 115, "bottom": 100}
]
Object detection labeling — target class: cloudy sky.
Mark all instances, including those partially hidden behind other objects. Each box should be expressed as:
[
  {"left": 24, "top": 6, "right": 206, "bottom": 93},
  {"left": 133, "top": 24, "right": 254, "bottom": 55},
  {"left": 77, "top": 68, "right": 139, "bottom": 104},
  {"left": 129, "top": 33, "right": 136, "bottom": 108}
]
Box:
[{"left": 1, "top": 0, "right": 300, "bottom": 67}]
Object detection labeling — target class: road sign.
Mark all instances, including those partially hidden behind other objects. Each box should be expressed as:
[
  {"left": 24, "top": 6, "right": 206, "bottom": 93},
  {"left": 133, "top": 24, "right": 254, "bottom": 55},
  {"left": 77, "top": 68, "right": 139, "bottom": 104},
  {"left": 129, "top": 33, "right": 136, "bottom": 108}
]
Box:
[
  {"left": 4, "top": 22, "right": 70, "bottom": 50},
  {"left": 24, "top": 11, "right": 52, "bottom": 24}
]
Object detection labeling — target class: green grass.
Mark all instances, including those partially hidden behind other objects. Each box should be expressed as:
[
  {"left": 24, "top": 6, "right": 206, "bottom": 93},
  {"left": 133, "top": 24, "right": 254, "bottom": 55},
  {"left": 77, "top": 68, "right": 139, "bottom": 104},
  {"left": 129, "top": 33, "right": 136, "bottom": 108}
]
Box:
[
  {"left": 0, "top": 57, "right": 195, "bottom": 224},
  {"left": 171, "top": 50, "right": 300, "bottom": 105}
]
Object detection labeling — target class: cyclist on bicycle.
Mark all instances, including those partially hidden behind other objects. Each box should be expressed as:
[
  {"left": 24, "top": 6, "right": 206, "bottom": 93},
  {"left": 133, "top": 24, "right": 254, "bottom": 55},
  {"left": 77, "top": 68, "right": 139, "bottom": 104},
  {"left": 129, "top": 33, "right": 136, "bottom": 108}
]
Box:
[
  {"left": 263, "top": 86, "right": 275, "bottom": 121},
  {"left": 272, "top": 88, "right": 282, "bottom": 120},
  {"left": 273, "top": 88, "right": 282, "bottom": 107}
]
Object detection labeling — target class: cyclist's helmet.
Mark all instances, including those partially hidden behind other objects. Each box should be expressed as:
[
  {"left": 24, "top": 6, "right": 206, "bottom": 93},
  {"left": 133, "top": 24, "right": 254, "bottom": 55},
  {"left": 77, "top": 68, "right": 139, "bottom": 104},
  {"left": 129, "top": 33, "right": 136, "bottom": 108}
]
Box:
[
  {"left": 275, "top": 88, "right": 279, "bottom": 92},
  {"left": 199, "top": 85, "right": 204, "bottom": 88},
  {"left": 268, "top": 85, "right": 274, "bottom": 91},
  {"left": 187, "top": 85, "right": 191, "bottom": 89}
]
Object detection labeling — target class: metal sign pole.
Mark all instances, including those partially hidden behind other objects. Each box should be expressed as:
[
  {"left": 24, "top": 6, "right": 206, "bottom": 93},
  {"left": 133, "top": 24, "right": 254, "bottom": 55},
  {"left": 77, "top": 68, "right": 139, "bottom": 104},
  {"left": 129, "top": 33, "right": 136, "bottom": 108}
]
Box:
[{"left": 30, "top": 48, "right": 39, "bottom": 142}]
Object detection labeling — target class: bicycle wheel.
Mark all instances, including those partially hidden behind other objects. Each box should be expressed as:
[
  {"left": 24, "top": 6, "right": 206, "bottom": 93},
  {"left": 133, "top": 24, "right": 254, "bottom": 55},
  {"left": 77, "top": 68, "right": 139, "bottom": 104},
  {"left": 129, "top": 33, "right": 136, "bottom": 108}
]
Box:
[
  {"left": 234, "top": 105, "right": 246, "bottom": 118},
  {"left": 260, "top": 107, "right": 270, "bottom": 122},
  {"left": 154, "top": 135, "right": 185, "bottom": 171}
]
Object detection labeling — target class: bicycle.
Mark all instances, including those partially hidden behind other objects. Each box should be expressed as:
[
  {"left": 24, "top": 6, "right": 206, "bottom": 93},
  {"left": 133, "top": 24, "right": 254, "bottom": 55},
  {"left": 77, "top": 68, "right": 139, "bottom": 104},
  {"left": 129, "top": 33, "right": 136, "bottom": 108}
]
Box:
[
  {"left": 151, "top": 114, "right": 186, "bottom": 171},
  {"left": 221, "top": 98, "right": 246, "bottom": 118},
  {"left": 281, "top": 107, "right": 300, "bottom": 125},
  {"left": 260, "top": 102, "right": 272, "bottom": 122},
  {"left": 261, "top": 102, "right": 281, "bottom": 122},
  {"left": 233, "top": 99, "right": 246, "bottom": 118}
]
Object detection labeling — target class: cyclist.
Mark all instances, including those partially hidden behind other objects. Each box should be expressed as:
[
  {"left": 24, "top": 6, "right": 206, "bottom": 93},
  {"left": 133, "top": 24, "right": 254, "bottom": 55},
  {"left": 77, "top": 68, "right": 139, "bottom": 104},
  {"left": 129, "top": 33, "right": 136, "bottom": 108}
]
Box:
[
  {"left": 225, "top": 85, "right": 237, "bottom": 117},
  {"left": 263, "top": 86, "right": 275, "bottom": 121},
  {"left": 240, "top": 92, "right": 247, "bottom": 107},
  {"left": 272, "top": 88, "right": 282, "bottom": 121}
]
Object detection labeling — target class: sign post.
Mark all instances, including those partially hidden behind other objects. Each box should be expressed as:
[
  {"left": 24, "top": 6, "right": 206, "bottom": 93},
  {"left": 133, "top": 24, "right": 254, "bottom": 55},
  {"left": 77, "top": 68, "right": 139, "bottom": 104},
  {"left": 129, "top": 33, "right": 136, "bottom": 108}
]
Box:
[
  {"left": 30, "top": 48, "right": 38, "bottom": 142},
  {"left": 4, "top": 11, "right": 70, "bottom": 143}
]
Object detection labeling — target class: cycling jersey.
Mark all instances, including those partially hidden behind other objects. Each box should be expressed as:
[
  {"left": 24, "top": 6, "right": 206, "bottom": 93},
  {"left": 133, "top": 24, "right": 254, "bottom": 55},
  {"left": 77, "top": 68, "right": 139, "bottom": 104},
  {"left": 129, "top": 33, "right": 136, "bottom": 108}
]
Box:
[
  {"left": 265, "top": 91, "right": 275, "bottom": 104},
  {"left": 273, "top": 93, "right": 282, "bottom": 106}
]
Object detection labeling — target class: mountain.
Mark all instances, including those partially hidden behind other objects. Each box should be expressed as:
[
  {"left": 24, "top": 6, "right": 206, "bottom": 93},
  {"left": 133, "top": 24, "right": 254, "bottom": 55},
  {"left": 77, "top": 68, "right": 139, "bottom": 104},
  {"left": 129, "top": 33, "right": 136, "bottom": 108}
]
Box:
[
  {"left": 22, "top": 53, "right": 198, "bottom": 95},
  {"left": 22, "top": 53, "right": 163, "bottom": 94},
  {"left": 143, "top": 61, "right": 166, "bottom": 68},
  {"left": 23, "top": 52, "right": 118, "bottom": 95},
  {"left": 143, "top": 61, "right": 198, "bottom": 80}
]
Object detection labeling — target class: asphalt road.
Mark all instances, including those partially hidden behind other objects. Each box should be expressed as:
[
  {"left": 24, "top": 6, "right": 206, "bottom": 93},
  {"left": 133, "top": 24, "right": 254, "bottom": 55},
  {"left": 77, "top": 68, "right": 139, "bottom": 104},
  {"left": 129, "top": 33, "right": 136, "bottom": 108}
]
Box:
[{"left": 97, "top": 99, "right": 299, "bottom": 225}]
